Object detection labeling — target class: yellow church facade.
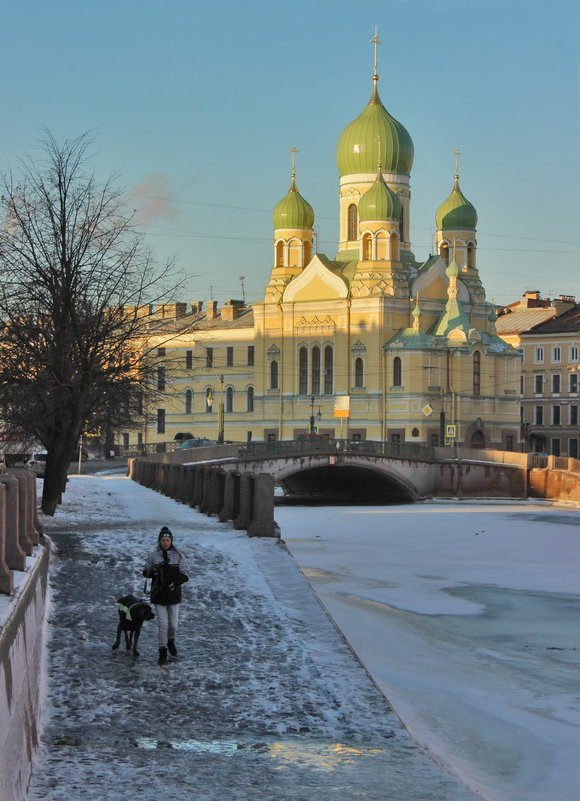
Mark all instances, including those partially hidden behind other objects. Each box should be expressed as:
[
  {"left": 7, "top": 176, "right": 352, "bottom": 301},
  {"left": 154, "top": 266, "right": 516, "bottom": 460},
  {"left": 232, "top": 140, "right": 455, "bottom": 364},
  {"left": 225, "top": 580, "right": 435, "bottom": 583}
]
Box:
[{"left": 132, "top": 42, "right": 521, "bottom": 453}]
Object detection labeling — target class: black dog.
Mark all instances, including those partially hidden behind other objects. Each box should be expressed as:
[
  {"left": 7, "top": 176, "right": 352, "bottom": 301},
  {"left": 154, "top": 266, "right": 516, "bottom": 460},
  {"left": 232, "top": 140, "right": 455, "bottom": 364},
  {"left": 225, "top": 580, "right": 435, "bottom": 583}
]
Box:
[{"left": 112, "top": 594, "right": 155, "bottom": 657}]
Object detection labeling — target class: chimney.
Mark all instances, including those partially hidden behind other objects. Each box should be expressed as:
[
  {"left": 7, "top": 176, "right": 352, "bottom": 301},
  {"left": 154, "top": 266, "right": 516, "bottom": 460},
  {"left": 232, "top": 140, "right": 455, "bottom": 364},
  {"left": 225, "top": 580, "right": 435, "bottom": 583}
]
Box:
[
  {"left": 552, "top": 295, "right": 576, "bottom": 316},
  {"left": 221, "top": 299, "right": 245, "bottom": 321},
  {"left": 206, "top": 300, "right": 218, "bottom": 320},
  {"left": 190, "top": 301, "right": 204, "bottom": 315},
  {"left": 158, "top": 302, "right": 187, "bottom": 318}
]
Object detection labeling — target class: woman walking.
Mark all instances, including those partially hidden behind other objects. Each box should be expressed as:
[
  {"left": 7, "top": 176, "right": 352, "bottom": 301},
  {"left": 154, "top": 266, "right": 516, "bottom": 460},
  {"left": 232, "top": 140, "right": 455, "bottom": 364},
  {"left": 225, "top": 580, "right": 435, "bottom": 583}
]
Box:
[{"left": 143, "top": 526, "right": 189, "bottom": 665}]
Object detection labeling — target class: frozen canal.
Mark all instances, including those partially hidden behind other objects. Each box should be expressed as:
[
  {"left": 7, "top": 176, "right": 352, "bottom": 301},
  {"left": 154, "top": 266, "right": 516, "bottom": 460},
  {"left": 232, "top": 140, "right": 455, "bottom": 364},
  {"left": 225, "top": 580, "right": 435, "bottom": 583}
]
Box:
[
  {"left": 277, "top": 502, "right": 580, "bottom": 801},
  {"left": 28, "top": 477, "right": 477, "bottom": 801}
]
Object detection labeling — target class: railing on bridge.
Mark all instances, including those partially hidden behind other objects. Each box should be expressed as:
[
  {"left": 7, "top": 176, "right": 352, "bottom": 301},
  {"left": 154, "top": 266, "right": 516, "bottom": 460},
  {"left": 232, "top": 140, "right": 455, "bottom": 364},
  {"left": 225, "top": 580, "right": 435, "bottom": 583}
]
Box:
[{"left": 237, "top": 438, "right": 435, "bottom": 462}]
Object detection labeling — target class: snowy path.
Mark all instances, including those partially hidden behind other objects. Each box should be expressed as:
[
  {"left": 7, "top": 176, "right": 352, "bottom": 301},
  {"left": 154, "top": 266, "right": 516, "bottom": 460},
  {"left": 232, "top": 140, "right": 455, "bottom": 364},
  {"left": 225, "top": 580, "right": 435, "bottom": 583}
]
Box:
[
  {"left": 278, "top": 503, "right": 580, "bottom": 801},
  {"left": 28, "top": 477, "right": 475, "bottom": 801}
]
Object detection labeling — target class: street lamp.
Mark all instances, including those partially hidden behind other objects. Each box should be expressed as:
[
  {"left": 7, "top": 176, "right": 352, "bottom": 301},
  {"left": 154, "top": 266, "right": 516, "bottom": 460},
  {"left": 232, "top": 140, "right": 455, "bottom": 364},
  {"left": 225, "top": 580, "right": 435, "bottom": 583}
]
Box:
[
  {"left": 218, "top": 374, "right": 225, "bottom": 444},
  {"left": 308, "top": 395, "right": 321, "bottom": 435}
]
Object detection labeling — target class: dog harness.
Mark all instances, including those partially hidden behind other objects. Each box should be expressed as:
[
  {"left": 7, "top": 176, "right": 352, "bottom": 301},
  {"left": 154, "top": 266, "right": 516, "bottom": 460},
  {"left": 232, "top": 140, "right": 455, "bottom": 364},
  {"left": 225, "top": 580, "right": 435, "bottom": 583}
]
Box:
[{"left": 116, "top": 594, "right": 144, "bottom": 622}]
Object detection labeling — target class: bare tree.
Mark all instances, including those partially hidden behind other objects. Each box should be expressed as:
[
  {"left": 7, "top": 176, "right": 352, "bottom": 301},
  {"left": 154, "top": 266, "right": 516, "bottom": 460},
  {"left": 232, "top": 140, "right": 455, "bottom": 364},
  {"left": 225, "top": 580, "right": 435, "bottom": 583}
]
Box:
[{"left": 0, "top": 132, "right": 180, "bottom": 514}]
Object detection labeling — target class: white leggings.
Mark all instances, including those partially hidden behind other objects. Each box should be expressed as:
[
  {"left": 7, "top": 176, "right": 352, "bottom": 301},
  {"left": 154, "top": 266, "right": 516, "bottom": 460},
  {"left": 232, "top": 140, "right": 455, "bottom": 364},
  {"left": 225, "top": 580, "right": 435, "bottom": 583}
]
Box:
[{"left": 154, "top": 604, "right": 179, "bottom": 647}]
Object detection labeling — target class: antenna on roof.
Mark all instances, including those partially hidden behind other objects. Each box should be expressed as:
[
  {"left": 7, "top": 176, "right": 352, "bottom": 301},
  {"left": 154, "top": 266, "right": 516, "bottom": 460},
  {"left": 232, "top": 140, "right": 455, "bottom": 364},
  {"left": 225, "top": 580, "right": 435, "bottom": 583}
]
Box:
[{"left": 239, "top": 275, "right": 246, "bottom": 304}]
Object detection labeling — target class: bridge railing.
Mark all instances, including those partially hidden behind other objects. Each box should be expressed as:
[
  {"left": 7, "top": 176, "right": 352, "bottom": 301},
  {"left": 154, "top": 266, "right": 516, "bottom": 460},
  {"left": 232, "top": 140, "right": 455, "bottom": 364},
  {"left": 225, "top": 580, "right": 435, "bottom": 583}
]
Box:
[{"left": 237, "top": 438, "right": 435, "bottom": 462}]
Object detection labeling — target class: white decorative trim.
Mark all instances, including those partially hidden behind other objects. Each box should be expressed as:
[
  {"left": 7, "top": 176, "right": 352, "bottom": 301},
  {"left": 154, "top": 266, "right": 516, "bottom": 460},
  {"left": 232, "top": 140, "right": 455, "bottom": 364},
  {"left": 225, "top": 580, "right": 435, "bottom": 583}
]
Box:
[{"left": 283, "top": 255, "right": 348, "bottom": 302}]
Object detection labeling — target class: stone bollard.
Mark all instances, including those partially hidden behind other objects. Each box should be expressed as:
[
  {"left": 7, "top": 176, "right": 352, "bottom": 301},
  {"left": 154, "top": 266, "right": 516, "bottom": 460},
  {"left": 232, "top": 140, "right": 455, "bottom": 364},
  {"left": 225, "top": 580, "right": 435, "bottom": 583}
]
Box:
[
  {"left": 234, "top": 473, "right": 253, "bottom": 530},
  {"left": 0, "top": 474, "right": 27, "bottom": 568},
  {"left": 0, "top": 483, "right": 14, "bottom": 594},
  {"left": 219, "top": 471, "right": 238, "bottom": 523},
  {"left": 247, "top": 473, "right": 279, "bottom": 537},
  {"left": 14, "top": 472, "right": 39, "bottom": 549}
]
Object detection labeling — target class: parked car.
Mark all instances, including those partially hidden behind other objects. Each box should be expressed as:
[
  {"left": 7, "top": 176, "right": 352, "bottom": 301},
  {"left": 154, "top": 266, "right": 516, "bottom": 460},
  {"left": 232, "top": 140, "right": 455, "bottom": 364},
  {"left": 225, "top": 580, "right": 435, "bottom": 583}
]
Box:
[
  {"left": 26, "top": 452, "right": 48, "bottom": 477},
  {"left": 174, "top": 438, "right": 216, "bottom": 450}
]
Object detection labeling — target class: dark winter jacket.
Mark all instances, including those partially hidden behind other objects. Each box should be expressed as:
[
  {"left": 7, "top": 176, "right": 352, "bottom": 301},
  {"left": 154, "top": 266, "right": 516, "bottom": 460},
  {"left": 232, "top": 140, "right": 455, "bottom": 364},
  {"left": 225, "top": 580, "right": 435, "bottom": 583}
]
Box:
[{"left": 143, "top": 546, "right": 189, "bottom": 606}]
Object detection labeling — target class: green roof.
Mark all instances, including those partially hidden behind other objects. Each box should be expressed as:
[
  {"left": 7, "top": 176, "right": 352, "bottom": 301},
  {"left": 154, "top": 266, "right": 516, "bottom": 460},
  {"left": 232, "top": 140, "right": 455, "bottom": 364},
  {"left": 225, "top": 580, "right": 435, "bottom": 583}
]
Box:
[
  {"left": 272, "top": 178, "right": 314, "bottom": 230},
  {"left": 435, "top": 178, "right": 477, "bottom": 232},
  {"left": 358, "top": 173, "right": 401, "bottom": 222},
  {"left": 336, "top": 83, "right": 414, "bottom": 177}
]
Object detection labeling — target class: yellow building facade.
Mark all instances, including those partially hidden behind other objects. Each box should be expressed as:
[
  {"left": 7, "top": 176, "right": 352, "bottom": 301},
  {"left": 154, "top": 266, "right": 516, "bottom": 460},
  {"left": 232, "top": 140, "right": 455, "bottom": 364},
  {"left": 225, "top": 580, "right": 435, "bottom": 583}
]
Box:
[{"left": 132, "top": 45, "right": 521, "bottom": 452}]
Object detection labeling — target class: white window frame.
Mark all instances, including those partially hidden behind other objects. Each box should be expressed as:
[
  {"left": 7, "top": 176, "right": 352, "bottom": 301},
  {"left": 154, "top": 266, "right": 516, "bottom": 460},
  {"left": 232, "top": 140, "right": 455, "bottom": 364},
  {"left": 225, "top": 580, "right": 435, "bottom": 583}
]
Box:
[
  {"left": 534, "top": 374, "right": 544, "bottom": 395},
  {"left": 570, "top": 345, "right": 579, "bottom": 363},
  {"left": 570, "top": 372, "right": 578, "bottom": 395},
  {"left": 552, "top": 346, "right": 561, "bottom": 363},
  {"left": 534, "top": 346, "right": 544, "bottom": 364},
  {"left": 552, "top": 373, "right": 561, "bottom": 395}
]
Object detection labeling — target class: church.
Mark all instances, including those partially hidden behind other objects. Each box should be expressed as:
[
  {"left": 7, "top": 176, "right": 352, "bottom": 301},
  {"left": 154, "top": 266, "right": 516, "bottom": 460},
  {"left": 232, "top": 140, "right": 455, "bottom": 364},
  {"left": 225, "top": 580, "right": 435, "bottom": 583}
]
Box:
[{"left": 134, "top": 38, "right": 521, "bottom": 452}]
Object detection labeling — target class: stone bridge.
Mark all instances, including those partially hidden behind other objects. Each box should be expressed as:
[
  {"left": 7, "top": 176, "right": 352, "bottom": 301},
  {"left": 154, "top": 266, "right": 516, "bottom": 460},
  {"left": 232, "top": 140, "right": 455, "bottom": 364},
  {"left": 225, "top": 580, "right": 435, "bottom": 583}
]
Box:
[{"left": 127, "top": 439, "right": 571, "bottom": 538}]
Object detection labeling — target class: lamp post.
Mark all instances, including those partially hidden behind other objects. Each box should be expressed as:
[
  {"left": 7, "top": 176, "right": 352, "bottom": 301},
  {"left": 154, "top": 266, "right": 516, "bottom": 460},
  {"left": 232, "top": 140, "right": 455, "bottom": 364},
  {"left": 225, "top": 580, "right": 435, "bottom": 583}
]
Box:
[
  {"left": 308, "top": 395, "right": 321, "bottom": 435},
  {"left": 218, "top": 374, "right": 225, "bottom": 444}
]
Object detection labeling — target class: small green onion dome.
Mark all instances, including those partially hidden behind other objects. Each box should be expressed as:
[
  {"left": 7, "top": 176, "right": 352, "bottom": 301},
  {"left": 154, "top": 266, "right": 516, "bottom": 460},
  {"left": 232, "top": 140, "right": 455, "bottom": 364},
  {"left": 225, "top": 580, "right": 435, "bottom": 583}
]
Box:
[
  {"left": 272, "top": 177, "right": 314, "bottom": 230},
  {"left": 336, "top": 82, "right": 414, "bottom": 177},
  {"left": 358, "top": 172, "right": 401, "bottom": 222},
  {"left": 436, "top": 178, "right": 477, "bottom": 231},
  {"left": 446, "top": 257, "right": 459, "bottom": 278}
]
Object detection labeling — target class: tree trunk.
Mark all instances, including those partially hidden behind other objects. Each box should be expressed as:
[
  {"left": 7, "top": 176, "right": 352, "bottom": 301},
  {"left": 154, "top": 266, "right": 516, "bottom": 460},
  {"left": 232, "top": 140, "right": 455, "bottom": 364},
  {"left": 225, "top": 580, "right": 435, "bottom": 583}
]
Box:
[{"left": 41, "top": 452, "right": 72, "bottom": 515}]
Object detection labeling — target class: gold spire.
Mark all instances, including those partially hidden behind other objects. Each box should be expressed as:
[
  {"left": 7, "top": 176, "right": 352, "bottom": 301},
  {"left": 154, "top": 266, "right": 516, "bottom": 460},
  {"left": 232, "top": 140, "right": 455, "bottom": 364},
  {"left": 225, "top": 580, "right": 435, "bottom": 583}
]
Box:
[
  {"left": 370, "top": 27, "right": 381, "bottom": 103},
  {"left": 290, "top": 146, "right": 298, "bottom": 189},
  {"left": 376, "top": 134, "right": 382, "bottom": 173}
]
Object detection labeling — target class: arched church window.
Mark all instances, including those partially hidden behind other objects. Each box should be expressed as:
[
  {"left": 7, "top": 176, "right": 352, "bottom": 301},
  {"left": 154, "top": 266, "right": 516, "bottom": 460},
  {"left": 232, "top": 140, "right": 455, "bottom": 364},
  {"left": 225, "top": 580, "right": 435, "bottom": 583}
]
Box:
[
  {"left": 467, "top": 242, "right": 475, "bottom": 268},
  {"left": 270, "top": 360, "right": 279, "bottom": 390},
  {"left": 324, "top": 346, "right": 333, "bottom": 394},
  {"left": 205, "top": 387, "right": 213, "bottom": 413},
  {"left": 399, "top": 204, "right": 405, "bottom": 241},
  {"left": 440, "top": 242, "right": 449, "bottom": 265},
  {"left": 303, "top": 240, "right": 311, "bottom": 265},
  {"left": 473, "top": 351, "right": 481, "bottom": 396},
  {"left": 226, "top": 386, "right": 234, "bottom": 413},
  {"left": 246, "top": 386, "right": 254, "bottom": 412},
  {"left": 275, "top": 240, "right": 284, "bottom": 267},
  {"left": 311, "top": 346, "right": 320, "bottom": 395},
  {"left": 362, "top": 232, "right": 372, "bottom": 260},
  {"left": 393, "top": 356, "right": 402, "bottom": 387},
  {"left": 390, "top": 232, "right": 399, "bottom": 261},
  {"left": 184, "top": 388, "right": 192, "bottom": 414},
  {"left": 299, "top": 347, "right": 308, "bottom": 394},
  {"left": 354, "top": 357, "right": 364, "bottom": 388},
  {"left": 347, "top": 204, "right": 358, "bottom": 241}
]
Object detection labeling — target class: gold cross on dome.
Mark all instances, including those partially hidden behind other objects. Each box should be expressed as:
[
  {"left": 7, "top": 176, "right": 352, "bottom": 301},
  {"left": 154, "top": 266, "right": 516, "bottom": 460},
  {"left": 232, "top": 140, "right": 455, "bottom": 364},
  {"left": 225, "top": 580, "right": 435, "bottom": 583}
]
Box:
[
  {"left": 290, "top": 146, "right": 297, "bottom": 179},
  {"left": 371, "top": 27, "right": 381, "bottom": 78},
  {"left": 454, "top": 147, "right": 461, "bottom": 179}
]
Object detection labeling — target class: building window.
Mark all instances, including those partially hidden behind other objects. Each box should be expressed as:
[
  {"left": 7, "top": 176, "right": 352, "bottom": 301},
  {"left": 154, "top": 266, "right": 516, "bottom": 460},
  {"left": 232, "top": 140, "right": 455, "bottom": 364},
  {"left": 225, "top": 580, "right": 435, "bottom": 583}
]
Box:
[
  {"left": 393, "top": 356, "right": 402, "bottom": 387},
  {"left": 534, "top": 347, "right": 544, "bottom": 363},
  {"left": 157, "top": 367, "right": 166, "bottom": 392},
  {"left": 226, "top": 346, "right": 234, "bottom": 367},
  {"left": 552, "top": 405, "right": 561, "bottom": 425},
  {"left": 570, "top": 346, "right": 579, "bottom": 362},
  {"left": 534, "top": 375, "right": 544, "bottom": 395},
  {"left": 535, "top": 406, "right": 543, "bottom": 425},
  {"left": 246, "top": 386, "right": 254, "bottom": 412},
  {"left": 552, "top": 374, "right": 561, "bottom": 394},
  {"left": 430, "top": 434, "right": 439, "bottom": 447},
  {"left": 571, "top": 406, "right": 578, "bottom": 425},
  {"left": 520, "top": 375, "right": 524, "bottom": 395},
  {"left": 324, "top": 346, "right": 333, "bottom": 394},
  {"left": 311, "top": 346, "right": 320, "bottom": 395},
  {"left": 205, "top": 388, "right": 213, "bottom": 413},
  {"left": 362, "top": 232, "right": 372, "bottom": 260},
  {"left": 185, "top": 389, "right": 192, "bottom": 414},
  {"left": 570, "top": 439, "right": 578, "bottom": 458},
  {"left": 185, "top": 350, "right": 193, "bottom": 370},
  {"left": 270, "top": 360, "right": 279, "bottom": 390},
  {"left": 570, "top": 373, "right": 578, "bottom": 394},
  {"left": 354, "top": 357, "right": 364, "bottom": 388},
  {"left": 299, "top": 347, "right": 308, "bottom": 394},
  {"left": 226, "top": 386, "right": 234, "bottom": 413},
  {"left": 553, "top": 346, "right": 561, "bottom": 362},
  {"left": 275, "top": 240, "right": 284, "bottom": 267},
  {"left": 347, "top": 204, "right": 357, "bottom": 241},
  {"left": 505, "top": 435, "right": 515, "bottom": 451},
  {"left": 440, "top": 242, "right": 449, "bottom": 265},
  {"left": 206, "top": 348, "right": 213, "bottom": 368},
  {"left": 551, "top": 438, "right": 561, "bottom": 457},
  {"left": 247, "top": 346, "right": 255, "bottom": 366},
  {"left": 473, "top": 351, "right": 481, "bottom": 395},
  {"left": 156, "top": 409, "right": 165, "bottom": 434},
  {"left": 122, "top": 432, "right": 129, "bottom": 448}
]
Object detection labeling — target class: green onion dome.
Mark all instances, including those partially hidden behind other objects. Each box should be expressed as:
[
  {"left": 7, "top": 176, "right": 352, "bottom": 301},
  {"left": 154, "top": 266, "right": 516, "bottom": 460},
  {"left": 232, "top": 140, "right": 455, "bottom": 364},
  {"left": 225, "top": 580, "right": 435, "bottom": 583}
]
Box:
[
  {"left": 446, "top": 256, "right": 459, "bottom": 278},
  {"left": 272, "top": 177, "right": 314, "bottom": 230},
  {"left": 435, "top": 177, "right": 478, "bottom": 231},
  {"left": 358, "top": 172, "right": 401, "bottom": 222},
  {"left": 336, "top": 81, "right": 414, "bottom": 177}
]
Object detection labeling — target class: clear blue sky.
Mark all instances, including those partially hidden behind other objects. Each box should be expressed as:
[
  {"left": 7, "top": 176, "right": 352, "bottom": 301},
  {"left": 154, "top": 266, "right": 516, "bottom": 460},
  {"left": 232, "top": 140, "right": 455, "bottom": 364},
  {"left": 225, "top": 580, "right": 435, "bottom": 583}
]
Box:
[{"left": 2, "top": 0, "right": 578, "bottom": 308}]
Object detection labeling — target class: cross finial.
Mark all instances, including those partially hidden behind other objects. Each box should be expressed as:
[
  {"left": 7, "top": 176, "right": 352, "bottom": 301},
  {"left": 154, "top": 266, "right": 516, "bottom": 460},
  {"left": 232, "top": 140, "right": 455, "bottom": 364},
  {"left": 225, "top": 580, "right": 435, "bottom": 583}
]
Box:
[
  {"left": 454, "top": 147, "right": 461, "bottom": 180},
  {"left": 371, "top": 26, "right": 381, "bottom": 80},
  {"left": 290, "top": 146, "right": 298, "bottom": 181}
]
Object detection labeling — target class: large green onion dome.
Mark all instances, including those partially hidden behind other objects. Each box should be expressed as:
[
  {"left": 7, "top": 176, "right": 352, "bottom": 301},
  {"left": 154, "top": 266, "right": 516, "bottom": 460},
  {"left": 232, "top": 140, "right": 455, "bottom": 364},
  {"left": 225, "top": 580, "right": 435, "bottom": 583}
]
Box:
[
  {"left": 436, "top": 177, "right": 478, "bottom": 231},
  {"left": 336, "top": 81, "right": 414, "bottom": 177},
  {"left": 272, "top": 177, "right": 314, "bottom": 229},
  {"left": 358, "top": 172, "right": 401, "bottom": 222}
]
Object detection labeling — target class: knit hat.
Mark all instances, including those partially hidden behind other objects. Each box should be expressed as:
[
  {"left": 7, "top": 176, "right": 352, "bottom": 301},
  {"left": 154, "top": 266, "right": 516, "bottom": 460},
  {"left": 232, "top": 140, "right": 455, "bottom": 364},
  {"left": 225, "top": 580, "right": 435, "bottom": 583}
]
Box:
[{"left": 158, "top": 526, "right": 173, "bottom": 544}]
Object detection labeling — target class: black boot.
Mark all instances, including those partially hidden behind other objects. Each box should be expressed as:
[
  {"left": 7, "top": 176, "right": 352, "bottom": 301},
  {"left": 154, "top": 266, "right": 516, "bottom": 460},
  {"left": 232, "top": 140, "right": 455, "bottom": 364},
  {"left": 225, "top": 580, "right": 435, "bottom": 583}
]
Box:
[
  {"left": 158, "top": 646, "right": 168, "bottom": 666},
  {"left": 167, "top": 639, "right": 177, "bottom": 657}
]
